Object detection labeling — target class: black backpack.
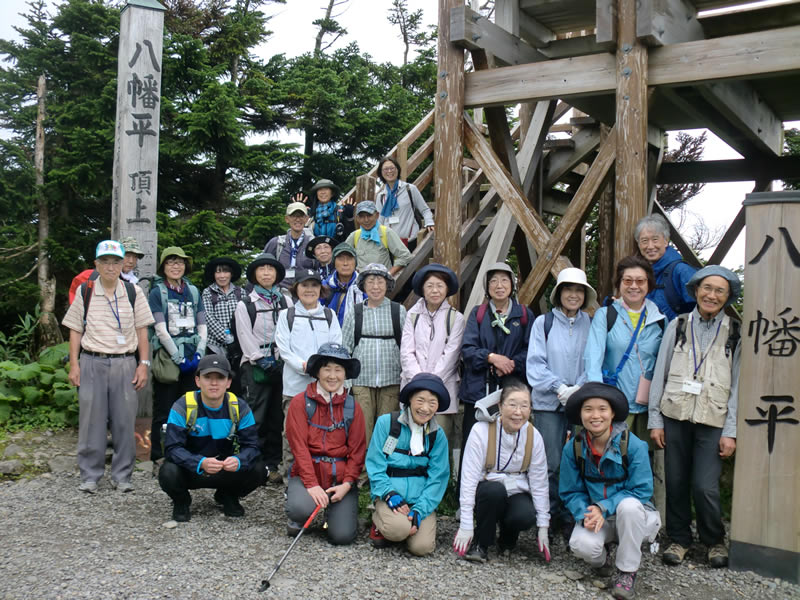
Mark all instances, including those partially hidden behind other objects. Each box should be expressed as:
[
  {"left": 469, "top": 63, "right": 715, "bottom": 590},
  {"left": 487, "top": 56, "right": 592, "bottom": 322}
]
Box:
[
  {"left": 379, "top": 410, "right": 438, "bottom": 478},
  {"left": 79, "top": 272, "right": 137, "bottom": 326},
  {"left": 227, "top": 295, "right": 288, "bottom": 368},
  {"left": 353, "top": 301, "right": 403, "bottom": 347}
]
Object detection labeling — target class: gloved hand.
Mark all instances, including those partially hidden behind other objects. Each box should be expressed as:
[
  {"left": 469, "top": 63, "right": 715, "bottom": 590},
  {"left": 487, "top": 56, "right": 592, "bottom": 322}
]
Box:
[
  {"left": 452, "top": 527, "right": 473, "bottom": 556},
  {"left": 408, "top": 509, "right": 421, "bottom": 530},
  {"left": 178, "top": 357, "right": 193, "bottom": 374},
  {"left": 383, "top": 491, "right": 407, "bottom": 511},
  {"left": 537, "top": 526, "right": 551, "bottom": 562},
  {"left": 558, "top": 384, "right": 581, "bottom": 406}
]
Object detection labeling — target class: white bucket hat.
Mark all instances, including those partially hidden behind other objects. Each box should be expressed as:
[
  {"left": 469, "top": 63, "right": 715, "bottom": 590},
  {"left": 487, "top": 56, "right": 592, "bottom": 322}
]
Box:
[{"left": 549, "top": 267, "right": 597, "bottom": 308}]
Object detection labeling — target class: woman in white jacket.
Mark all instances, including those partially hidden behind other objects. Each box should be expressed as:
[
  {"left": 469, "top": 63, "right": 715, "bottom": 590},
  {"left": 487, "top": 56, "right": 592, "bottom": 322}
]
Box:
[
  {"left": 275, "top": 268, "right": 342, "bottom": 473},
  {"left": 453, "top": 378, "right": 551, "bottom": 563}
]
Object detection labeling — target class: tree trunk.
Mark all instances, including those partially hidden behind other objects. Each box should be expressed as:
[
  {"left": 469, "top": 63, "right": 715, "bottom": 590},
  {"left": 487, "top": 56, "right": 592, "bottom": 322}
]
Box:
[{"left": 35, "top": 74, "right": 63, "bottom": 348}]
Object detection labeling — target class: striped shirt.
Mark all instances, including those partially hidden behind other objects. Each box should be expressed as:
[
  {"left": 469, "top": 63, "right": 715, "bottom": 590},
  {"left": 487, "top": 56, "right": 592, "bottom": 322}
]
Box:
[
  {"left": 62, "top": 279, "right": 154, "bottom": 354},
  {"left": 342, "top": 298, "right": 406, "bottom": 387}
]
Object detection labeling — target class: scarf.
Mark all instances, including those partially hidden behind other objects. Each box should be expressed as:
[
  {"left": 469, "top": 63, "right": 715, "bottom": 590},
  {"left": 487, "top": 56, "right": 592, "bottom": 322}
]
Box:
[
  {"left": 380, "top": 181, "right": 400, "bottom": 218},
  {"left": 325, "top": 271, "right": 359, "bottom": 324},
  {"left": 489, "top": 299, "right": 511, "bottom": 334},
  {"left": 407, "top": 407, "right": 426, "bottom": 456},
  {"left": 360, "top": 223, "right": 382, "bottom": 245},
  {"left": 288, "top": 231, "right": 304, "bottom": 267},
  {"left": 318, "top": 262, "right": 334, "bottom": 281},
  {"left": 315, "top": 201, "right": 338, "bottom": 238},
  {"left": 166, "top": 280, "right": 185, "bottom": 294}
]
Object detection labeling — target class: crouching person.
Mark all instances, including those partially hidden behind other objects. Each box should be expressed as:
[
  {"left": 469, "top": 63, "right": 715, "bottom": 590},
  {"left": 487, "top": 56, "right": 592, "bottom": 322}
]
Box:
[
  {"left": 285, "top": 343, "right": 366, "bottom": 545},
  {"left": 454, "top": 378, "right": 550, "bottom": 563},
  {"left": 560, "top": 382, "right": 660, "bottom": 600},
  {"left": 159, "top": 355, "right": 267, "bottom": 522},
  {"left": 366, "top": 373, "right": 450, "bottom": 556}
]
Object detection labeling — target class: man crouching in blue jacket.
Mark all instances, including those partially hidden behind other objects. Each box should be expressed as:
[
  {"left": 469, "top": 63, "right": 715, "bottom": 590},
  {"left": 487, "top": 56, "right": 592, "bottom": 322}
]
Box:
[
  {"left": 559, "top": 382, "right": 660, "bottom": 600},
  {"left": 159, "top": 355, "right": 267, "bottom": 522}
]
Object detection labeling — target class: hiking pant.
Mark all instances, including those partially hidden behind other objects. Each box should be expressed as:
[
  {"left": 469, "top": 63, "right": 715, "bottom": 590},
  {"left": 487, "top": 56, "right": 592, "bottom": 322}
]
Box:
[
  {"left": 239, "top": 362, "right": 283, "bottom": 469},
  {"left": 77, "top": 353, "right": 138, "bottom": 484},
  {"left": 474, "top": 480, "right": 537, "bottom": 549},
  {"left": 281, "top": 394, "right": 294, "bottom": 477},
  {"left": 663, "top": 416, "right": 725, "bottom": 547},
  {"left": 570, "top": 497, "right": 661, "bottom": 573},
  {"left": 151, "top": 370, "right": 196, "bottom": 461},
  {"left": 158, "top": 457, "right": 267, "bottom": 504},
  {"left": 353, "top": 385, "right": 399, "bottom": 447},
  {"left": 285, "top": 475, "right": 358, "bottom": 545},
  {"left": 533, "top": 409, "right": 572, "bottom": 525},
  {"left": 373, "top": 499, "right": 437, "bottom": 556}
]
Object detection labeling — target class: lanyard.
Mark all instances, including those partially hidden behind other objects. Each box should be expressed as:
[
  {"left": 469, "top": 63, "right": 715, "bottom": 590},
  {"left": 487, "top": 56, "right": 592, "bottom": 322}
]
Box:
[
  {"left": 690, "top": 314, "right": 723, "bottom": 377},
  {"left": 496, "top": 421, "right": 521, "bottom": 472},
  {"left": 105, "top": 292, "right": 122, "bottom": 332}
]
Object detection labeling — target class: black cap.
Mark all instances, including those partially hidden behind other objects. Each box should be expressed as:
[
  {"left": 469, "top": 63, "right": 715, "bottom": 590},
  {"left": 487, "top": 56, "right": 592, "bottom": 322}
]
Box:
[{"left": 196, "top": 355, "right": 232, "bottom": 377}]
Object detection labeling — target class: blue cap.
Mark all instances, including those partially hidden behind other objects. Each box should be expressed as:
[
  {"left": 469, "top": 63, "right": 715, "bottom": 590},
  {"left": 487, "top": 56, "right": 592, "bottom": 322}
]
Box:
[{"left": 399, "top": 373, "right": 450, "bottom": 413}]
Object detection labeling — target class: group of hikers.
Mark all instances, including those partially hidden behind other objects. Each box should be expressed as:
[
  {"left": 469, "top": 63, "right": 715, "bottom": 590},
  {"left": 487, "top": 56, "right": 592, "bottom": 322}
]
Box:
[{"left": 61, "top": 165, "right": 742, "bottom": 600}]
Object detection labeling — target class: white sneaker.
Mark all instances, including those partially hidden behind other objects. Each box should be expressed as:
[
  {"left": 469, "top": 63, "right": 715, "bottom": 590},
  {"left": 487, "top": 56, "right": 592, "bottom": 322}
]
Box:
[
  {"left": 111, "top": 480, "right": 134, "bottom": 493},
  {"left": 78, "top": 481, "right": 98, "bottom": 494}
]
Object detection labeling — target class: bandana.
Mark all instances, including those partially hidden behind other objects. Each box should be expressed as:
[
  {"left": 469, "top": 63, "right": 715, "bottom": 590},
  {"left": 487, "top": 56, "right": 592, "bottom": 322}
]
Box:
[
  {"left": 408, "top": 407, "right": 426, "bottom": 456},
  {"left": 380, "top": 181, "right": 400, "bottom": 218},
  {"left": 360, "top": 223, "right": 383, "bottom": 245},
  {"left": 489, "top": 300, "right": 511, "bottom": 335}
]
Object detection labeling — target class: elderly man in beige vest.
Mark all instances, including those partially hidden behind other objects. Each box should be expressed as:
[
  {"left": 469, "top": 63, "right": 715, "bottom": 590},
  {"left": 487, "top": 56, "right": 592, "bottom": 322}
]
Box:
[{"left": 648, "top": 265, "right": 742, "bottom": 569}]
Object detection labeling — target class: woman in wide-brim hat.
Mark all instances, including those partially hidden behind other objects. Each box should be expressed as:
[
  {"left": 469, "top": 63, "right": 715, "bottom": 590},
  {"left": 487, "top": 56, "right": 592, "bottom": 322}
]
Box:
[
  {"left": 401, "top": 263, "right": 465, "bottom": 451},
  {"left": 304, "top": 178, "right": 354, "bottom": 241},
  {"left": 234, "top": 253, "right": 291, "bottom": 483},
  {"left": 306, "top": 235, "right": 336, "bottom": 281},
  {"left": 284, "top": 342, "right": 366, "bottom": 545},
  {"left": 201, "top": 257, "right": 243, "bottom": 358},
  {"left": 365, "top": 372, "right": 451, "bottom": 556},
  {"left": 560, "top": 382, "right": 660, "bottom": 599}
]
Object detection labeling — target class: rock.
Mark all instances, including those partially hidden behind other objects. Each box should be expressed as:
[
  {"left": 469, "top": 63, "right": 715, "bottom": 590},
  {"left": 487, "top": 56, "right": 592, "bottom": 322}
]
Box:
[
  {"left": 31, "top": 437, "right": 44, "bottom": 443},
  {"left": 48, "top": 455, "right": 77, "bottom": 473},
  {"left": 43, "top": 430, "right": 54, "bottom": 437},
  {"left": 3, "top": 444, "right": 24, "bottom": 457},
  {"left": 541, "top": 573, "right": 566, "bottom": 584},
  {"left": 9, "top": 432, "right": 25, "bottom": 440},
  {"left": 136, "top": 461, "right": 153, "bottom": 472},
  {"left": 592, "top": 579, "right": 608, "bottom": 589},
  {"left": 0, "top": 460, "right": 24, "bottom": 474},
  {"left": 576, "top": 583, "right": 585, "bottom": 591},
  {"left": 162, "top": 520, "right": 178, "bottom": 529},
  {"left": 564, "top": 570, "right": 584, "bottom": 581}
]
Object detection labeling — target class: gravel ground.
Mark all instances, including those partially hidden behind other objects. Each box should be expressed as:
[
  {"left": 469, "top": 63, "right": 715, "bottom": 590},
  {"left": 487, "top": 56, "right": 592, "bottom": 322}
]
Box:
[{"left": 1, "top": 431, "right": 799, "bottom": 600}]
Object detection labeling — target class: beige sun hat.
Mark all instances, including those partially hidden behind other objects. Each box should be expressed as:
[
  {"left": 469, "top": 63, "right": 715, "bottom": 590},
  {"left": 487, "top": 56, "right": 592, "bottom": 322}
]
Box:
[{"left": 549, "top": 268, "right": 597, "bottom": 308}]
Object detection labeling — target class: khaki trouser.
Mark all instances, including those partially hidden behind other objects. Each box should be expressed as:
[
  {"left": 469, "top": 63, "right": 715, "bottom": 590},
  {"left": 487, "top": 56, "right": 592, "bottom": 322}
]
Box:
[
  {"left": 373, "top": 499, "right": 437, "bottom": 556},
  {"left": 353, "top": 385, "right": 399, "bottom": 448},
  {"left": 281, "top": 394, "right": 294, "bottom": 477}
]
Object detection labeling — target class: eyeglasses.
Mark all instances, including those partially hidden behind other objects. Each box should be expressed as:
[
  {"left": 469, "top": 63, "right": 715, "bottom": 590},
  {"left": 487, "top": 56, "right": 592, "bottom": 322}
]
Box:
[
  {"left": 423, "top": 281, "right": 447, "bottom": 291},
  {"left": 504, "top": 402, "right": 530, "bottom": 412},
  {"left": 381, "top": 166, "right": 397, "bottom": 173},
  {"left": 164, "top": 258, "right": 185, "bottom": 266},
  {"left": 621, "top": 277, "right": 647, "bottom": 286},
  {"left": 698, "top": 284, "right": 729, "bottom": 297},
  {"left": 97, "top": 258, "right": 122, "bottom": 266},
  {"left": 488, "top": 277, "right": 511, "bottom": 286}
]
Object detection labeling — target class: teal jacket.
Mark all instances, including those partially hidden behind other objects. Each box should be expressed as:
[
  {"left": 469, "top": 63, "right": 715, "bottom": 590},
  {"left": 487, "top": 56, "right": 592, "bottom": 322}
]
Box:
[{"left": 366, "top": 410, "right": 450, "bottom": 520}]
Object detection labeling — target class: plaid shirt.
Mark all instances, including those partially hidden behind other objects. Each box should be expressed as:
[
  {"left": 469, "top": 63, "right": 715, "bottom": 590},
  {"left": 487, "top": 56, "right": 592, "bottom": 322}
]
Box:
[
  {"left": 201, "top": 283, "right": 241, "bottom": 347},
  {"left": 342, "top": 298, "right": 406, "bottom": 387}
]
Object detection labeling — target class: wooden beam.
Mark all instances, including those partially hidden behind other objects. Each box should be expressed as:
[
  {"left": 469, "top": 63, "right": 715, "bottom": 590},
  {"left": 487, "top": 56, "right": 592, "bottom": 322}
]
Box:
[
  {"left": 518, "top": 9, "right": 556, "bottom": 48},
  {"left": 518, "top": 127, "right": 618, "bottom": 304},
  {"left": 657, "top": 156, "right": 800, "bottom": 184},
  {"left": 652, "top": 201, "right": 703, "bottom": 269},
  {"left": 540, "top": 34, "right": 616, "bottom": 59},
  {"left": 463, "top": 25, "right": 800, "bottom": 108},
  {"left": 706, "top": 180, "right": 772, "bottom": 266},
  {"left": 597, "top": 124, "right": 616, "bottom": 300},
  {"left": 637, "top": 0, "right": 703, "bottom": 46},
  {"left": 615, "top": 0, "right": 649, "bottom": 262},
  {"left": 545, "top": 127, "right": 602, "bottom": 187},
  {"left": 407, "top": 135, "right": 433, "bottom": 175},
  {"left": 433, "top": 0, "right": 465, "bottom": 288},
  {"left": 450, "top": 6, "right": 545, "bottom": 66},
  {"left": 597, "top": 0, "right": 617, "bottom": 44},
  {"left": 354, "top": 174, "right": 376, "bottom": 203}
]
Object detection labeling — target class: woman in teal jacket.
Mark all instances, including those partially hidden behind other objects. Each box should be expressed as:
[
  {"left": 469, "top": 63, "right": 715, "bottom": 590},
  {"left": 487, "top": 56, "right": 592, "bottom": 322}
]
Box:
[
  {"left": 584, "top": 255, "right": 665, "bottom": 440},
  {"left": 366, "top": 373, "right": 450, "bottom": 556}
]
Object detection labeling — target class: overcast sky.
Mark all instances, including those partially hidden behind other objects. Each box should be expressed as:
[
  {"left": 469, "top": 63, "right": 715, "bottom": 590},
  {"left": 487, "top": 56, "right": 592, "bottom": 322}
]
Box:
[{"left": 2, "top": 0, "right": 795, "bottom": 269}]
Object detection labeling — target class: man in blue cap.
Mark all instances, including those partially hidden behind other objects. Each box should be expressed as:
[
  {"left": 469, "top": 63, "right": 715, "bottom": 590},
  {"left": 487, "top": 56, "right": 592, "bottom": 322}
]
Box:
[{"left": 343, "top": 200, "right": 411, "bottom": 276}]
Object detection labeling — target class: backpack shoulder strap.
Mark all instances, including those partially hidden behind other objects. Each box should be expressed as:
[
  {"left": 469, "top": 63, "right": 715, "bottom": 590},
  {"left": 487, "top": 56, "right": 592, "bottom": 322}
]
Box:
[
  {"left": 123, "top": 281, "right": 137, "bottom": 310},
  {"left": 381, "top": 411, "right": 403, "bottom": 455},
  {"left": 619, "top": 429, "right": 630, "bottom": 474},
  {"left": 411, "top": 313, "right": 420, "bottom": 330},
  {"left": 323, "top": 307, "right": 334, "bottom": 328},
  {"left": 304, "top": 392, "right": 316, "bottom": 422},
  {"left": 520, "top": 302, "right": 528, "bottom": 326},
  {"left": 606, "top": 304, "right": 618, "bottom": 332},
  {"left": 276, "top": 234, "right": 287, "bottom": 258},
  {"left": 674, "top": 314, "right": 688, "bottom": 349},
  {"left": 379, "top": 225, "right": 389, "bottom": 249},
  {"left": 158, "top": 282, "right": 169, "bottom": 316},
  {"left": 543, "top": 311, "right": 554, "bottom": 342},
  {"left": 287, "top": 306, "right": 296, "bottom": 331},
  {"left": 353, "top": 302, "right": 364, "bottom": 346},
  {"left": 234, "top": 286, "right": 243, "bottom": 302},
  {"left": 521, "top": 422, "right": 534, "bottom": 472},
  {"left": 660, "top": 259, "right": 682, "bottom": 315},
  {"left": 188, "top": 283, "right": 200, "bottom": 307},
  {"left": 353, "top": 229, "right": 362, "bottom": 248},
  {"left": 226, "top": 392, "right": 240, "bottom": 424},
  {"left": 390, "top": 301, "right": 402, "bottom": 346},
  {"left": 342, "top": 393, "right": 355, "bottom": 438},
  {"left": 185, "top": 391, "right": 198, "bottom": 431},
  {"left": 573, "top": 430, "right": 585, "bottom": 481},
  {"left": 485, "top": 420, "right": 498, "bottom": 472},
  {"left": 476, "top": 302, "right": 488, "bottom": 325},
  {"left": 425, "top": 427, "right": 438, "bottom": 458},
  {"left": 81, "top": 280, "right": 94, "bottom": 323},
  {"left": 726, "top": 318, "right": 741, "bottom": 358}
]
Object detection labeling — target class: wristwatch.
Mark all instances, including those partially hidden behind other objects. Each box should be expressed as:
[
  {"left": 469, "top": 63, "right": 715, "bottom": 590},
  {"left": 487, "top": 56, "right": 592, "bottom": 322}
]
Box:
[{"left": 140, "top": 360, "right": 151, "bottom": 367}]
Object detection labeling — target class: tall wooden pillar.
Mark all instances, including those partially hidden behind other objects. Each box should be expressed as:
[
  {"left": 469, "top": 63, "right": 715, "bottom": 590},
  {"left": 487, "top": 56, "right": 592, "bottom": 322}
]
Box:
[
  {"left": 434, "top": 0, "right": 464, "bottom": 292},
  {"left": 614, "top": 0, "right": 648, "bottom": 261},
  {"left": 730, "top": 191, "right": 800, "bottom": 584}
]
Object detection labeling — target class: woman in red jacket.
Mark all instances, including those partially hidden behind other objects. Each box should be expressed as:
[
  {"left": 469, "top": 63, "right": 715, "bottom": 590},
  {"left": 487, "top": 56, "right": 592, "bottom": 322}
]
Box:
[{"left": 285, "top": 342, "right": 367, "bottom": 544}]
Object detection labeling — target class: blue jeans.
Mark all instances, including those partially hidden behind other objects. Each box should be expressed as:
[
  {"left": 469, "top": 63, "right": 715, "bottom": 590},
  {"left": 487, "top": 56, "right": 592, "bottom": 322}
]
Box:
[{"left": 533, "top": 409, "right": 572, "bottom": 524}]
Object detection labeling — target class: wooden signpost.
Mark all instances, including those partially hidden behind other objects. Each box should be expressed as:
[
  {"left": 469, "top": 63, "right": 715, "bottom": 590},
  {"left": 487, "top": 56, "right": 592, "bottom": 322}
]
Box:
[
  {"left": 730, "top": 191, "right": 800, "bottom": 584},
  {"left": 110, "top": 0, "right": 166, "bottom": 280}
]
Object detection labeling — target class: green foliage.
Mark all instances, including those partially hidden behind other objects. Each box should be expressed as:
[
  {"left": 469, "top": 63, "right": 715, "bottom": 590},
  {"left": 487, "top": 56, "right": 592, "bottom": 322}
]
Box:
[
  {"left": 785, "top": 128, "right": 800, "bottom": 191},
  {"left": 0, "top": 342, "right": 78, "bottom": 430},
  {"left": 0, "top": 305, "right": 41, "bottom": 363}
]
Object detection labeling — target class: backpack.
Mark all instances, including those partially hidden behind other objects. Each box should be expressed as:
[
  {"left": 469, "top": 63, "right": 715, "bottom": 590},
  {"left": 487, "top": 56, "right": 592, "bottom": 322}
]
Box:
[
  {"left": 353, "top": 301, "right": 403, "bottom": 347},
  {"left": 227, "top": 294, "right": 288, "bottom": 367},
  {"left": 484, "top": 419, "right": 534, "bottom": 474},
  {"left": 69, "top": 269, "right": 95, "bottom": 304},
  {"left": 380, "top": 410, "right": 438, "bottom": 478},
  {"left": 674, "top": 314, "right": 741, "bottom": 358},
  {"left": 208, "top": 285, "right": 242, "bottom": 307},
  {"left": 276, "top": 229, "right": 313, "bottom": 261},
  {"left": 305, "top": 392, "right": 356, "bottom": 439},
  {"left": 605, "top": 304, "right": 665, "bottom": 335},
  {"left": 287, "top": 305, "right": 334, "bottom": 331},
  {"left": 657, "top": 259, "right": 688, "bottom": 317},
  {"left": 476, "top": 301, "right": 529, "bottom": 327},
  {"left": 162, "top": 391, "right": 241, "bottom": 456},
  {"left": 573, "top": 428, "right": 629, "bottom": 484},
  {"left": 79, "top": 273, "right": 137, "bottom": 326},
  {"left": 353, "top": 226, "right": 389, "bottom": 249},
  {"left": 410, "top": 307, "right": 458, "bottom": 345}
]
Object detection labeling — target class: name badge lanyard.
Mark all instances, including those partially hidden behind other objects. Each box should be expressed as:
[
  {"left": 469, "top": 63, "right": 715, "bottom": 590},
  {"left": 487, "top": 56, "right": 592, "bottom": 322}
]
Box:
[
  {"left": 497, "top": 420, "right": 521, "bottom": 472},
  {"left": 690, "top": 314, "right": 723, "bottom": 379},
  {"left": 106, "top": 292, "right": 122, "bottom": 333}
]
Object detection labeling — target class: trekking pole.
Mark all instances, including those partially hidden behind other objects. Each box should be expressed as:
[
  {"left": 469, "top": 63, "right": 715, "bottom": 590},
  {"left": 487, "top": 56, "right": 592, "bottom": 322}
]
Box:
[{"left": 259, "top": 504, "right": 322, "bottom": 592}]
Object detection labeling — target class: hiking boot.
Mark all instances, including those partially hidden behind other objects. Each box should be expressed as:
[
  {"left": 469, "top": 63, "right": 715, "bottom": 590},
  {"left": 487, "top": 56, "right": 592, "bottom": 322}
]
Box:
[
  {"left": 213, "top": 489, "right": 226, "bottom": 505},
  {"left": 110, "top": 480, "right": 134, "bottom": 493},
  {"left": 78, "top": 481, "right": 98, "bottom": 494},
  {"left": 611, "top": 570, "right": 637, "bottom": 599},
  {"left": 287, "top": 520, "right": 303, "bottom": 536},
  {"left": 267, "top": 467, "right": 283, "bottom": 485},
  {"left": 464, "top": 542, "right": 488, "bottom": 563},
  {"left": 221, "top": 494, "right": 245, "bottom": 518},
  {"left": 707, "top": 544, "right": 728, "bottom": 568},
  {"left": 592, "top": 548, "right": 614, "bottom": 577},
  {"left": 172, "top": 502, "right": 191, "bottom": 522},
  {"left": 662, "top": 542, "right": 689, "bottom": 566},
  {"left": 369, "top": 524, "right": 390, "bottom": 549}
]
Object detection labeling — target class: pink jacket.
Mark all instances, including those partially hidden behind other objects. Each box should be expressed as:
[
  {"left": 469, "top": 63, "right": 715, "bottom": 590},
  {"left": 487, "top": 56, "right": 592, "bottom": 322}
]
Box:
[{"left": 399, "top": 298, "right": 465, "bottom": 415}]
